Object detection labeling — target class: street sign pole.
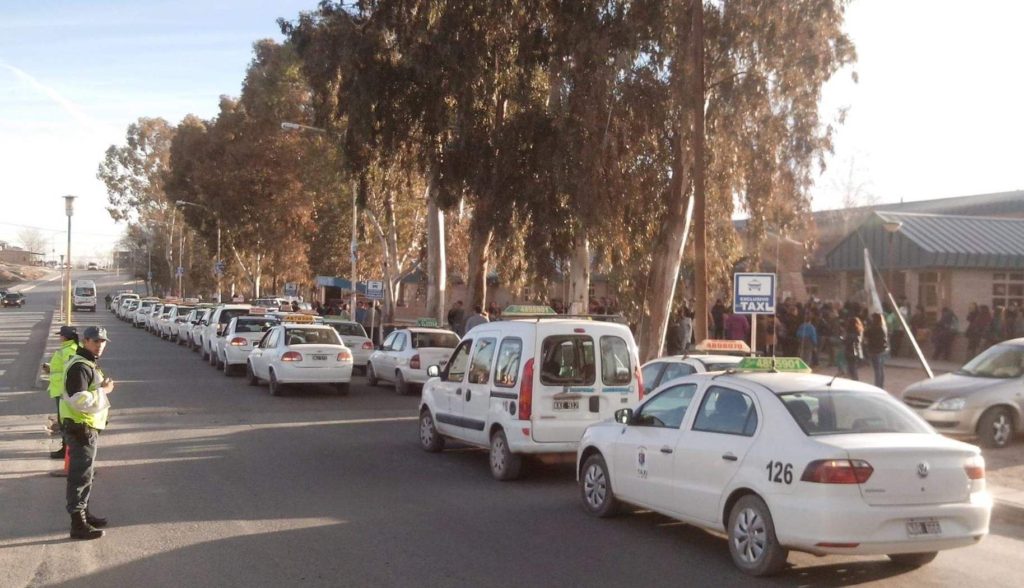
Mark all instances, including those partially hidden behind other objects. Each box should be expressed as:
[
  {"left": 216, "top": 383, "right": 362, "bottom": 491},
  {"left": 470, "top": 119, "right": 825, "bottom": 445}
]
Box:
[{"left": 733, "top": 272, "right": 777, "bottom": 357}]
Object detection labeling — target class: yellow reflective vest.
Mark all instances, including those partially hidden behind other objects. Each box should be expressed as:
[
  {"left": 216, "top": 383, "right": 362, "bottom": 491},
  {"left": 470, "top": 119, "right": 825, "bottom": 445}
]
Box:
[
  {"left": 59, "top": 355, "right": 110, "bottom": 430},
  {"left": 47, "top": 339, "right": 79, "bottom": 399}
]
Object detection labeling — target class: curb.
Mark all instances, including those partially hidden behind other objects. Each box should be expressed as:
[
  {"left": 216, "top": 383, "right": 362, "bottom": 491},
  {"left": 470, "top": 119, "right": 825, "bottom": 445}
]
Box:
[
  {"left": 35, "top": 309, "right": 61, "bottom": 390},
  {"left": 990, "top": 485, "right": 1024, "bottom": 526}
]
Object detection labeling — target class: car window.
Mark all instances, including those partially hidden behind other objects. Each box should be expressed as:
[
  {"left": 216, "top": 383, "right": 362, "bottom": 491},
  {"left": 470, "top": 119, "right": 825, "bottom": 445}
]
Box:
[
  {"left": 493, "top": 338, "right": 523, "bottom": 388},
  {"left": 265, "top": 329, "right": 281, "bottom": 348},
  {"left": 381, "top": 331, "right": 397, "bottom": 351},
  {"left": 284, "top": 328, "right": 339, "bottom": 346},
  {"left": 641, "top": 362, "right": 665, "bottom": 395},
  {"left": 633, "top": 383, "right": 698, "bottom": 428},
  {"left": 781, "top": 390, "right": 931, "bottom": 435},
  {"left": 330, "top": 323, "right": 367, "bottom": 337},
  {"left": 219, "top": 308, "right": 250, "bottom": 324},
  {"left": 957, "top": 344, "right": 1024, "bottom": 378},
  {"left": 540, "top": 335, "right": 596, "bottom": 385},
  {"left": 693, "top": 387, "right": 758, "bottom": 436},
  {"left": 445, "top": 340, "right": 473, "bottom": 383},
  {"left": 467, "top": 338, "right": 497, "bottom": 384},
  {"left": 411, "top": 331, "right": 460, "bottom": 349},
  {"left": 393, "top": 332, "right": 407, "bottom": 352},
  {"left": 662, "top": 362, "right": 695, "bottom": 382},
  {"left": 600, "top": 336, "right": 632, "bottom": 385},
  {"left": 235, "top": 319, "right": 279, "bottom": 333},
  {"left": 703, "top": 361, "right": 739, "bottom": 372},
  {"left": 74, "top": 287, "right": 95, "bottom": 296}
]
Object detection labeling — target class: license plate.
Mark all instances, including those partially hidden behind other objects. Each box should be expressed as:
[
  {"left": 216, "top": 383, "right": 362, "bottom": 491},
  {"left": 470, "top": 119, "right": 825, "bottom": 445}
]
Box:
[
  {"left": 906, "top": 518, "right": 941, "bottom": 536},
  {"left": 311, "top": 354, "right": 329, "bottom": 361},
  {"left": 553, "top": 400, "right": 579, "bottom": 410}
]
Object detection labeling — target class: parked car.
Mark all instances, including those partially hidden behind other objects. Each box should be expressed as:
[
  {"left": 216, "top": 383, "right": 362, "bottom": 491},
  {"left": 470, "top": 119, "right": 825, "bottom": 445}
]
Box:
[
  {"left": 247, "top": 323, "right": 353, "bottom": 395},
  {"left": 217, "top": 314, "right": 280, "bottom": 376},
  {"left": 323, "top": 318, "right": 374, "bottom": 375},
  {"left": 369, "top": 328, "right": 460, "bottom": 395}
]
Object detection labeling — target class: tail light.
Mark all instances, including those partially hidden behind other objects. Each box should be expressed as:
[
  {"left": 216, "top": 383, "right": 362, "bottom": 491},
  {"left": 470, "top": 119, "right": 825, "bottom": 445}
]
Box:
[
  {"left": 801, "top": 459, "right": 873, "bottom": 484},
  {"left": 230, "top": 337, "right": 247, "bottom": 346},
  {"left": 281, "top": 351, "right": 303, "bottom": 362},
  {"left": 520, "top": 358, "right": 534, "bottom": 421},
  {"left": 410, "top": 354, "right": 421, "bottom": 369},
  {"left": 965, "top": 455, "right": 985, "bottom": 480},
  {"left": 635, "top": 363, "right": 644, "bottom": 400},
  {"left": 337, "top": 350, "right": 353, "bottom": 362},
  {"left": 361, "top": 341, "right": 374, "bottom": 350}
]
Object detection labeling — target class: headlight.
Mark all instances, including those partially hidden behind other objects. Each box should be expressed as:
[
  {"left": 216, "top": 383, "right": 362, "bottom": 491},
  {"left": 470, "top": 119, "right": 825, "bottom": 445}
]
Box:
[{"left": 935, "top": 397, "right": 967, "bottom": 411}]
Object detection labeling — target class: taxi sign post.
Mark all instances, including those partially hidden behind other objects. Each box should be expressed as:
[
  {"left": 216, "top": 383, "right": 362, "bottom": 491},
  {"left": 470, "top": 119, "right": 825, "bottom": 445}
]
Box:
[{"left": 732, "top": 272, "right": 776, "bottom": 357}]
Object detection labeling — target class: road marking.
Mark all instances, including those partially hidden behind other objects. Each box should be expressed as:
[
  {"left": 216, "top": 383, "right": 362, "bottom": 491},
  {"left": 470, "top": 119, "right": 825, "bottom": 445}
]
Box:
[{"left": 260, "top": 415, "right": 419, "bottom": 428}]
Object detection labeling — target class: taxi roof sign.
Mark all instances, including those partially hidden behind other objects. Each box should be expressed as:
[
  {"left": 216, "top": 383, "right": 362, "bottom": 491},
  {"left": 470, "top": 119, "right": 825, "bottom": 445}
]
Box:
[
  {"left": 736, "top": 357, "right": 811, "bottom": 373},
  {"left": 503, "top": 305, "right": 556, "bottom": 316},
  {"left": 693, "top": 339, "right": 751, "bottom": 354},
  {"left": 416, "top": 317, "right": 439, "bottom": 328},
  {"left": 279, "top": 312, "right": 316, "bottom": 324}
]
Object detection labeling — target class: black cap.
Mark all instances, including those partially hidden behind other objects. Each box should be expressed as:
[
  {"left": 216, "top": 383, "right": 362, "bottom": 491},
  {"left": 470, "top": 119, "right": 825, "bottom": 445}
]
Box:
[
  {"left": 82, "top": 326, "right": 110, "bottom": 342},
  {"left": 55, "top": 325, "right": 78, "bottom": 338}
]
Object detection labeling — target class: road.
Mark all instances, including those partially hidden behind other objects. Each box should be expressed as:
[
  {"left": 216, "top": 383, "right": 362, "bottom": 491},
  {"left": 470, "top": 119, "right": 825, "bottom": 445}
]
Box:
[{"left": 1, "top": 271, "right": 1023, "bottom": 587}]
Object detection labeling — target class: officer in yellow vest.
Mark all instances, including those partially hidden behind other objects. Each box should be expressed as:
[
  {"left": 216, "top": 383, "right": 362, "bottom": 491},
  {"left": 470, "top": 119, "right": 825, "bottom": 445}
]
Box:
[
  {"left": 44, "top": 326, "right": 79, "bottom": 459},
  {"left": 60, "top": 326, "right": 114, "bottom": 540}
]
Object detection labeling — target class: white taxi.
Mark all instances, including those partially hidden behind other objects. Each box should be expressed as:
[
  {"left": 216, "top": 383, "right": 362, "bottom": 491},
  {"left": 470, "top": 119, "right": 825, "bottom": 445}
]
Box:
[
  {"left": 246, "top": 322, "right": 353, "bottom": 396},
  {"left": 368, "top": 327, "right": 460, "bottom": 395},
  {"left": 323, "top": 318, "right": 374, "bottom": 374},
  {"left": 641, "top": 340, "right": 749, "bottom": 395},
  {"left": 217, "top": 314, "right": 280, "bottom": 376},
  {"left": 577, "top": 357, "right": 991, "bottom": 576}
]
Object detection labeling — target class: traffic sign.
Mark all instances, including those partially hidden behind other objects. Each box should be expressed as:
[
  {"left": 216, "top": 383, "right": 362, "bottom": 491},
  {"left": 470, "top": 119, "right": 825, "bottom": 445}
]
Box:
[
  {"left": 733, "top": 272, "right": 776, "bottom": 314},
  {"left": 214, "top": 260, "right": 226, "bottom": 276},
  {"left": 176, "top": 266, "right": 185, "bottom": 277},
  {"left": 366, "top": 280, "right": 384, "bottom": 300},
  {"left": 284, "top": 282, "right": 299, "bottom": 296}
]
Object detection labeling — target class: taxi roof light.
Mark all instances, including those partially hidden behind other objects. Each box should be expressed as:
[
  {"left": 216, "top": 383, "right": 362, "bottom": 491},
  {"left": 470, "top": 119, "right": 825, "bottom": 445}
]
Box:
[
  {"left": 735, "top": 356, "right": 811, "bottom": 374},
  {"left": 692, "top": 339, "right": 751, "bottom": 354}
]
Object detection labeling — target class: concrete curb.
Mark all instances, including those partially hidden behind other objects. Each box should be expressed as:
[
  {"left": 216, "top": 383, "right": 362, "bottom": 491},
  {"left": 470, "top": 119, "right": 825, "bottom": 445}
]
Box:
[
  {"left": 990, "top": 485, "right": 1024, "bottom": 525},
  {"left": 35, "top": 309, "right": 61, "bottom": 390}
]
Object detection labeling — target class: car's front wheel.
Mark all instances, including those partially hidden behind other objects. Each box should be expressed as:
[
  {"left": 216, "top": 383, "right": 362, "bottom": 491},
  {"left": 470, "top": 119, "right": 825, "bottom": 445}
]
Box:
[
  {"left": 395, "top": 370, "right": 409, "bottom": 395},
  {"left": 269, "top": 371, "right": 283, "bottom": 396},
  {"left": 887, "top": 552, "right": 938, "bottom": 568},
  {"left": 727, "top": 495, "right": 788, "bottom": 576},
  {"left": 978, "top": 406, "right": 1016, "bottom": 448},
  {"left": 367, "top": 363, "right": 379, "bottom": 386},
  {"left": 419, "top": 409, "right": 445, "bottom": 452},
  {"left": 580, "top": 454, "right": 618, "bottom": 518},
  {"left": 489, "top": 429, "right": 523, "bottom": 481},
  {"left": 247, "top": 362, "right": 259, "bottom": 386}
]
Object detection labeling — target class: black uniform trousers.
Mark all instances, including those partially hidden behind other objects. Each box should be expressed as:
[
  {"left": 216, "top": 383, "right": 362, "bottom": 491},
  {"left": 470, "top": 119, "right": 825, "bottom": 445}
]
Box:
[{"left": 63, "top": 420, "right": 98, "bottom": 514}]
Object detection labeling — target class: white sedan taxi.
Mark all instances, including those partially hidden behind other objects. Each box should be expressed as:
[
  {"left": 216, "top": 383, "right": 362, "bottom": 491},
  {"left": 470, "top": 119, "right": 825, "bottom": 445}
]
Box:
[
  {"left": 323, "top": 318, "right": 374, "bottom": 374},
  {"left": 577, "top": 357, "right": 991, "bottom": 576},
  {"left": 367, "top": 327, "right": 460, "bottom": 395},
  {"left": 640, "top": 340, "right": 749, "bottom": 395},
  {"left": 247, "top": 321, "right": 353, "bottom": 396},
  {"left": 218, "top": 314, "right": 280, "bottom": 376}
]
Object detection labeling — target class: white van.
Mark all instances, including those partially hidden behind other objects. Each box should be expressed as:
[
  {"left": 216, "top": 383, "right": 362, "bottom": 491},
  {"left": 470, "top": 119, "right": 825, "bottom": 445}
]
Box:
[
  {"left": 72, "top": 279, "right": 97, "bottom": 312},
  {"left": 419, "top": 317, "right": 643, "bottom": 480}
]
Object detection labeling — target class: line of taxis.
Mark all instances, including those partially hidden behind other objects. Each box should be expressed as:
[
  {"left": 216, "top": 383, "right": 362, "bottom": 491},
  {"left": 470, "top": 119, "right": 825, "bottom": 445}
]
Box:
[{"left": 110, "top": 296, "right": 370, "bottom": 396}]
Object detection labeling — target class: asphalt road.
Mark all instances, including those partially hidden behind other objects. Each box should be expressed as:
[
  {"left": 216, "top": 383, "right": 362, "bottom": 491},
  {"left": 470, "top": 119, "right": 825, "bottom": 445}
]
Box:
[{"left": 2, "top": 271, "right": 1023, "bottom": 587}]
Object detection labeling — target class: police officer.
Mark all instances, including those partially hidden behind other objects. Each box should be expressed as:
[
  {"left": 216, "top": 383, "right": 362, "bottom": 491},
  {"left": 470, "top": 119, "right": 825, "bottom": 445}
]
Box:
[
  {"left": 43, "top": 326, "right": 78, "bottom": 459},
  {"left": 60, "top": 326, "right": 113, "bottom": 540}
]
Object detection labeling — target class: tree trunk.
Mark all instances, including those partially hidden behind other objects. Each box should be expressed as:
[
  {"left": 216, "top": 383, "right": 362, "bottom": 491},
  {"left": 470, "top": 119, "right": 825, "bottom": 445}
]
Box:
[
  {"left": 568, "top": 236, "right": 589, "bottom": 314},
  {"left": 465, "top": 217, "right": 492, "bottom": 310},
  {"left": 690, "top": 0, "right": 709, "bottom": 344},
  {"left": 425, "top": 174, "right": 446, "bottom": 324}
]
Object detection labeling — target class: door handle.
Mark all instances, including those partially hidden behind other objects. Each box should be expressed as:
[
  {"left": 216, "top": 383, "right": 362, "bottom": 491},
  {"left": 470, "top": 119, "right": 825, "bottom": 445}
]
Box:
[
  {"left": 455, "top": 388, "right": 462, "bottom": 396},
  {"left": 722, "top": 453, "right": 738, "bottom": 462},
  {"left": 466, "top": 390, "right": 472, "bottom": 401},
  {"left": 660, "top": 446, "right": 673, "bottom": 454}
]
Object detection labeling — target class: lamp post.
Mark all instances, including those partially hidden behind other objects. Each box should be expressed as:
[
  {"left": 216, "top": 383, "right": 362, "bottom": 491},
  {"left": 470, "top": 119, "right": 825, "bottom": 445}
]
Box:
[
  {"left": 62, "top": 195, "right": 76, "bottom": 325},
  {"left": 176, "top": 200, "right": 221, "bottom": 302},
  {"left": 280, "top": 121, "right": 359, "bottom": 315}
]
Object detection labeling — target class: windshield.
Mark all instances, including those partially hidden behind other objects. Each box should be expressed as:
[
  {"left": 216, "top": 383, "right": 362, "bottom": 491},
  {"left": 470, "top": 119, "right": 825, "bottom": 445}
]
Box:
[
  {"left": 284, "top": 328, "right": 340, "bottom": 346},
  {"left": 234, "top": 318, "right": 279, "bottom": 333},
  {"left": 779, "top": 390, "right": 931, "bottom": 436},
  {"left": 411, "top": 331, "right": 460, "bottom": 349},
  {"left": 330, "top": 323, "right": 367, "bottom": 337},
  {"left": 957, "top": 344, "right": 1024, "bottom": 378},
  {"left": 74, "top": 287, "right": 95, "bottom": 296},
  {"left": 218, "top": 308, "right": 250, "bottom": 324}
]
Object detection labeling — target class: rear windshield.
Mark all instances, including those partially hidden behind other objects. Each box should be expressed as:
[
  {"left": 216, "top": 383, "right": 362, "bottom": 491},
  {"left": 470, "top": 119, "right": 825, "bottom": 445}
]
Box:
[
  {"left": 956, "top": 344, "right": 1024, "bottom": 378},
  {"left": 330, "top": 323, "right": 368, "bottom": 337},
  {"left": 235, "top": 318, "right": 279, "bottom": 333},
  {"left": 540, "top": 335, "right": 596, "bottom": 385},
  {"left": 74, "top": 287, "right": 95, "bottom": 296},
  {"left": 780, "top": 390, "right": 931, "bottom": 436},
  {"left": 218, "top": 308, "right": 250, "bottom": 324},
  {"left": 411, "top": 332, "right": 459, "bottom": 349},
  {"left": 284, "top": 328, "right": 339, "bottom": 346}
]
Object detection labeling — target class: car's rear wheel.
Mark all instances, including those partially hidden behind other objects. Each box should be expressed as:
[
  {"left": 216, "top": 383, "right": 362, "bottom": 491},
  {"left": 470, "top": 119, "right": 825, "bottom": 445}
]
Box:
[
  {"left": 395, "top": 370, "right": 409, "bottom": 395},
  {"left": 367, "top": 363, "right": 379, "bottom": 386},
  {"left": 419, "top": 409, "right": 445, "bottom": 452},
  {"left": 489, "top": 429, "right": 523, "bottom": 481},
  {"left": 887, "top": 552, "right": 938, "bottom": 567},
  {"left": 247, "top": 362, "right": 259, "bottom": 386},
  {"left": 978, "top": 406, "right": 1015, "bottom": 448},
  {"left": 580, "top": 454, "right": 618, "bottom": 518},
  {"left": 269, "top": 371, "right": 282, "bottom": 396},
  {"left": 335, "top": 382, "right": 349, "bottom": 396},
  {"left": 222, "top": 359, "right": 234, "bottom": 376},
  {"left": 728, "top": 495, "right": 788, "bottom": 576}
]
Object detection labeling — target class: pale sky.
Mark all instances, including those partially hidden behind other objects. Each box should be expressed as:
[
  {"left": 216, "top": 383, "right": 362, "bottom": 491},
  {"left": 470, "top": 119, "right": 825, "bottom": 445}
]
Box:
[{"left": 1, "top": 1, "right": 1022, "bottom": 262}]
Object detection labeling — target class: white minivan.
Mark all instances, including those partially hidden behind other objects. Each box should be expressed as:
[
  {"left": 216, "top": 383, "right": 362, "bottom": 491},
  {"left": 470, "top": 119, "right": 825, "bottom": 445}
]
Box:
[
  {"left": 72, "top": 279, "right": 97, "bottom": 312},
  {"left": 419, "top": 318, "right": 643, "bottom": 480}
]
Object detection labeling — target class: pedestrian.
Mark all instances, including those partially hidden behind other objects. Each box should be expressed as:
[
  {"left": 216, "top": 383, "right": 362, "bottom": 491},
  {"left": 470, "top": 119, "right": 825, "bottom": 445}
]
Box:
[
  {"left": 966, "top": 304, "right": 991, "bottom": 358},
  {"left": 463, "top": 304, "right": 490, "bottom": 334},
  {"left": 796, "top": 313, "right": 819, "bottom": 367},
  {"left": 843, "top": 316, "right": 864, "bottom": 381},
  {"left": 681, "top": 306, "right": 695, "bottom": 353},
  {"left": 665, "top": 311, "right": 684, "bottom": 356},
  {"left": 932, "top": 307, "right": 958, "bottom": 361},
  {"left": 103, "top": 294, "right": 112, "bottom": 310},
  {"left": 60, "top": 326, "right": 114, "bottom": 540},
  {"left": 864, "top": 312, "right": 889, "bottom": 388},
  {"left": 291, "top": 300, "right": 300, "bottom": 312},
  {"left": 724, "top": 308, "right": 750, "bottom": 343},
  {"left": 711, "top": 299, "right": 726, "bottom": 339},
  {"left": 43, "top": 326, "right": 79, "bottom": 459},
  {"left": 447, "top": 300, "right": 465, "bottom": 335}
]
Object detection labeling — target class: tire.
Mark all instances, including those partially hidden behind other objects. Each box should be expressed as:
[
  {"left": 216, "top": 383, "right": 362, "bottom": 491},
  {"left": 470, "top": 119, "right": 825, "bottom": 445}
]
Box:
[
  {"left": 367, "top": 363, "right": 379, "bottom": 386},
  {"left": 395, "top": 370, "right": 409, "bottom": 396},
  {"left": 222, "top": 358, "right": 234, "bottom": 376},
  {"left": 269, "top": 371, "right": 282, "bottom": 396},
  {"left": 216, "top": 353, "right": 225, "bottom": 370},
  {"left": 887, "top": 552, "right": 938, "bottom": 567},
  {"left": 580, "top": 454, "right": 619, "bottom": 518},
  {"left": 977, "top": 407, "right": 1015, "bottom": 449},
  {"left": 727, "top": 495, "right": 789, "bottom": 576},
  {"left": 247, "top": 362, "right": 259, "bottom": 386},
  {"left": 489, "top": 429, "right": 523, "bottom": 481},
  {"left": 419, "top": 409, "right": 445, "bottom": 452},
  {"left": 335, "top": 382, "right": 350, "bottom": 396},
  {"left": 201, "top": 346, "right": 209, "bottom": 362}
]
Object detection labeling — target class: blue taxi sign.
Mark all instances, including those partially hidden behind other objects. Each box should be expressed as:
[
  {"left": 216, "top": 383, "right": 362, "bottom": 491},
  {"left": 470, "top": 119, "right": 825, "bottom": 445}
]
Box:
[{"left": 736, "top": 357, "right": 811, "bottom": 373}]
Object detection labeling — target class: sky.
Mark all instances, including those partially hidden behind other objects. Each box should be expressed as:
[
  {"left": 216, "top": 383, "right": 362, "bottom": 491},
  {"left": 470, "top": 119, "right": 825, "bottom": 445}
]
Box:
[{"left": 2, "top": 0, "right": 1023, "bottom": 262}]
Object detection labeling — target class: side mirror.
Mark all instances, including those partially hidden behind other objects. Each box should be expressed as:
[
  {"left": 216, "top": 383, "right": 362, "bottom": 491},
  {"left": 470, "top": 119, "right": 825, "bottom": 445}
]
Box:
[
  {"left": 614, "top": 408, "right": 634, "bottom": 424},
  {"left": 427, "top": 365, "right": 440, "bottom": 378}
]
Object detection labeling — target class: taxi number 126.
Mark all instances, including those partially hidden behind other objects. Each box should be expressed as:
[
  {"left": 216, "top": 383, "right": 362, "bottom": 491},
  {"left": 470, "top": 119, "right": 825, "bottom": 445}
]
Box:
[{"left": 765, "top": 461, "right": 793, "bottom": 485}]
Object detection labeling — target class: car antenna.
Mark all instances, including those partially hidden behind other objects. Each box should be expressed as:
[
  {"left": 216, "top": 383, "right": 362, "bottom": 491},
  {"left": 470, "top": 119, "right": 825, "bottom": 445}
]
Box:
[{"left": 826, "top": 372, "right": 840, "bottom": 388}]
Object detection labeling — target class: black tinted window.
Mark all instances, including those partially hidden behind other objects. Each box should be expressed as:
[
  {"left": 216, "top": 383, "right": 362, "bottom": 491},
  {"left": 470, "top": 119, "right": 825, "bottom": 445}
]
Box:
[{"left": 540, "top": 335, "right": 596, "bottom": 385}]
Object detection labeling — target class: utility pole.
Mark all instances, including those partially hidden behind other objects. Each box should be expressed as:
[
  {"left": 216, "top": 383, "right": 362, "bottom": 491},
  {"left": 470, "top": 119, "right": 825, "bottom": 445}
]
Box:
[{"left": 691, "top": 0, "right": 709, "bottom": 343}]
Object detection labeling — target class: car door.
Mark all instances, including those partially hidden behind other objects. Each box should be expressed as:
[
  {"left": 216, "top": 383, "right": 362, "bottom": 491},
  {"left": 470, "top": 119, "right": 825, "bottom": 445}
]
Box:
[
  {"left": 433, "top": 339, "right": 474, "bottom": 436},
  {"left": 251, "top": 328, "right": 279, "bottom": 379},
  {"left": 671, "top": 384, "right": 761, "bottom": 525},
  {"left": 374, "top": 331, "right": 398, "bottom": 382},
  {"left": 389, "top": 331, "right": 409, "bottom": 379},
  {"left": 611, "top": 383, "right": 698, "bottom": 508},
  {"left": 459, "top": 333, "right": 499, "bottom": 444}
]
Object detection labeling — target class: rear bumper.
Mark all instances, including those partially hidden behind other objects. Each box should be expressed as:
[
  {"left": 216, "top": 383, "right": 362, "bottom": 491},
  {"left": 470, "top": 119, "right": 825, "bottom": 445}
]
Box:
[
  {"left": 274, "top": 363, "right": 353, "bottom": 384},
  {"left": 224, "top": 345, "right": 255, "bottom": 366},
  {"left": 908, "top": 407, "right": 984, "bottom": 437},
  {"left": 504, "top": 424, "right": 578, "bottom": 454},
  {"left": 402, "top": 367, "right": 430, "bottom": 384}
]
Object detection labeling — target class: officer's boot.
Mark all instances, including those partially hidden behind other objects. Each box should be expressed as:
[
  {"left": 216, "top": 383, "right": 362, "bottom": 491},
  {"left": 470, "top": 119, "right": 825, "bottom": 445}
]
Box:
[
  {"left": 85, "top": 509, "right": 108, "bottom": 528},
  {"left": 70, "top": 511, "right": 104, "bottom": 540}
]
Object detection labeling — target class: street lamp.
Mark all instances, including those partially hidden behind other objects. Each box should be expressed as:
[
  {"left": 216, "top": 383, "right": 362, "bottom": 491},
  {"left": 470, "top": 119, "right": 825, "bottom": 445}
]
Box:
[
  {"left": 62, "top": 195, "right": 76, "bottom": 326},
  {"left": 176, "top": 200, "right": 221, "bottom": 302},
  {"left": 280, "top": 121, "right": 359, "bottom": 316}
]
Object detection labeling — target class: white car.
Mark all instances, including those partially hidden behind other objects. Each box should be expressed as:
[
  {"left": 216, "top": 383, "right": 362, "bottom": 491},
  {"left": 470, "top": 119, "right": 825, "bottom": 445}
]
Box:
[
  {"left": 132, "top": 299, "right": 158, "bottom": 328},
  {"left": 146, "top": 303, "right": 164, "bottom": 333},
  {"left": 189, "top": 307, "right": 214, "bottom": 352},
  {"left": 419, "top": 318, "right": 643, "bottom": 480},
  {"left": 121, "top": 299, "right": 139, "bottom": 321},
  {"left": 156, "top": 304, "right": 177, "bottom": 339},
  {"left": 640, "top": 353, "right": 745, "bottom": 395},
  {"left": 202, "top": 304, "right": 252, "bottom": 366},
  {"left": 217, "top": 315, "right": 281, "bottom": 376},
  {"left": 368, "top": 328, "right": 460, "bottom": 395},
  {"left": 576, "top": 358, "right": 991, "bottom": 576},
  {"left": 165, "top": 305, "right": 193, "bottom": 341},
  {"left": 323, "top": 319, "right": 374, "bottom": 374},
  {"left": 246, "top": 323, "right": 353, "bottom": 395}
]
